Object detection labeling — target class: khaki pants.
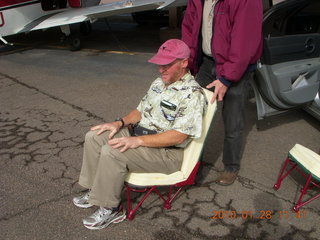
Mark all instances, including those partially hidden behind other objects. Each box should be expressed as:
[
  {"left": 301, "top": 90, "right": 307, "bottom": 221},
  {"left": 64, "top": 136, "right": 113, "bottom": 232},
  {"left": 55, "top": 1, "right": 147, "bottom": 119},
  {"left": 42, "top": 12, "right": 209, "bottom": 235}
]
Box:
[{"left": 78, "top": 129, "right": 183, "bottom": 208}]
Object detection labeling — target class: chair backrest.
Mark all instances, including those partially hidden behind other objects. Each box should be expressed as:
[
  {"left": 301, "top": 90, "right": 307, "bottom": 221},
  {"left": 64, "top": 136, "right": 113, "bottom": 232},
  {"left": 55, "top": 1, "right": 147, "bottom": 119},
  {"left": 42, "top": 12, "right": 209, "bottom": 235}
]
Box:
[{"left": 181, "top": 88, "right": 217, "bottom": 177}]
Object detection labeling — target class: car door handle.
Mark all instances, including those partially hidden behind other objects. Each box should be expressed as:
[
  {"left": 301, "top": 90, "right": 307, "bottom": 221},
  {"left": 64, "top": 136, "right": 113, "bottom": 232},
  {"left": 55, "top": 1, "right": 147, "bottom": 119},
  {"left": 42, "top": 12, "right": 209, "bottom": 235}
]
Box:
[{"left": 305, "top": 38, "right": 316, "bottom": 54}]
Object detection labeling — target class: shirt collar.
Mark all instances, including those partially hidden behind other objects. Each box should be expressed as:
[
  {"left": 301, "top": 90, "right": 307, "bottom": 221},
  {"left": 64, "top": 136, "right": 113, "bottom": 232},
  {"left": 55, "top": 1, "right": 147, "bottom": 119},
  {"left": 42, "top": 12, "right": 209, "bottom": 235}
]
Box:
[{"left": 163, "top": 71, "right": 193, "bottom": 90}]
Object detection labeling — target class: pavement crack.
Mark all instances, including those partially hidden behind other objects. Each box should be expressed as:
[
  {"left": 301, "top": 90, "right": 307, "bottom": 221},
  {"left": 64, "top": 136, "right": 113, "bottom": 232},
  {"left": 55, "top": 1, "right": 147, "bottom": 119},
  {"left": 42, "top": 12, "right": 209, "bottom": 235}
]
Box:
[
  {"left": 0, "top": 72, "right": 104, "bottom": 122},
  {"left": 0, "top": 192, "right": 78, "bottom": 222},
  {"left": 237, "top": 175, "right": 320, "bottom": 215}
]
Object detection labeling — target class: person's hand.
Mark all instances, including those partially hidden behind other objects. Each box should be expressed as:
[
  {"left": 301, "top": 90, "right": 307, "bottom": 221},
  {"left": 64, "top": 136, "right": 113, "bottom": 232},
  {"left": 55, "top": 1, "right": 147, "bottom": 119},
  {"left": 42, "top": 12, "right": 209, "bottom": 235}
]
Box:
[
  {"left": 108, "top": 136, "right": 142, "bottom": 153},
  {"left": 90, "top": 122, "right": 121, "bottom": 139},
  {"left": 206, "top": 79, "right": 228, "bottom": 103}
]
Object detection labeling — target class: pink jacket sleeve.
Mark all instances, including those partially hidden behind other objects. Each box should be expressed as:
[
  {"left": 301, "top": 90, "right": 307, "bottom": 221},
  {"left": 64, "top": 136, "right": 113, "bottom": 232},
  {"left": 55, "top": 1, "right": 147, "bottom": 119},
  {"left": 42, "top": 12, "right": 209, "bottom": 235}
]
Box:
[{"left": 218, "top": 0, "right": 263, "bottom": 83}]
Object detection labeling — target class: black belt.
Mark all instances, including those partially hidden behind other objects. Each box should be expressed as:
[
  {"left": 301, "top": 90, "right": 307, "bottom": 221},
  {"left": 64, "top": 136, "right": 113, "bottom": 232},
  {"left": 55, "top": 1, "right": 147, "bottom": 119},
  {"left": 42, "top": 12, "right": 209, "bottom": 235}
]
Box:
[
  {"left": 130, "top": 125, "right": 181, "bottom": 149},
  {"left": 130, "top": 125, "right": 157, "bottom": 136},
  {"left": 166, "top": 146, "right": 181, "bottom": 149}
]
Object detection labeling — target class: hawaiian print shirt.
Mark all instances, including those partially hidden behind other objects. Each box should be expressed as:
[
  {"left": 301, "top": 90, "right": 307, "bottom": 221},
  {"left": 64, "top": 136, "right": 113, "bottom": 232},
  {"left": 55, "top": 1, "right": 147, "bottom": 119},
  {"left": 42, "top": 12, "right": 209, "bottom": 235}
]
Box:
[{"left": 137, "top": 72, "right": 208, "bottom": 148}]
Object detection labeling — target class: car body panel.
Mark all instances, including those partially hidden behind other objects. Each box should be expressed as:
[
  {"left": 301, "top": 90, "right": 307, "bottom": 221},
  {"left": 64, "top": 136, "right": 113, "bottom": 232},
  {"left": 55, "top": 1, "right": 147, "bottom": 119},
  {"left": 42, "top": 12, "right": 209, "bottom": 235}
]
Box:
[{"left": 252, "top": 0, "right": 320, "bottom": 120}]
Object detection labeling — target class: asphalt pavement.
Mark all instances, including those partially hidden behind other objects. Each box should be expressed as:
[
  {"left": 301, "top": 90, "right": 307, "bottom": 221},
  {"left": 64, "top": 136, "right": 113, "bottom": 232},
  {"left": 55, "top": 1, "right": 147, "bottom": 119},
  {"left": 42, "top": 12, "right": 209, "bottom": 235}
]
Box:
[{"left": 0, "top": 15, "right": 320, "bottom": 240}]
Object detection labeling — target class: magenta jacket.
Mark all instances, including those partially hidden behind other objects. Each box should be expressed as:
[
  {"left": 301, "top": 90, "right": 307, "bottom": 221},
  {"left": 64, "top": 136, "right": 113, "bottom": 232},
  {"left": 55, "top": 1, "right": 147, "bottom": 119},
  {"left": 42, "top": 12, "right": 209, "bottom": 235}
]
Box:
[{"left": 182, "top": 0, "right": 263, "bottom": 85}]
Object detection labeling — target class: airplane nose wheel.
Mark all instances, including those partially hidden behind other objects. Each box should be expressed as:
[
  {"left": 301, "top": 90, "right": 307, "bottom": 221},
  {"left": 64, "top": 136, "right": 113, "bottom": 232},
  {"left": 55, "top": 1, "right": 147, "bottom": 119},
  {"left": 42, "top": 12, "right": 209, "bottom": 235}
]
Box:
[{"left": 68, "top": 36, "right": 81, "bottom": 51}]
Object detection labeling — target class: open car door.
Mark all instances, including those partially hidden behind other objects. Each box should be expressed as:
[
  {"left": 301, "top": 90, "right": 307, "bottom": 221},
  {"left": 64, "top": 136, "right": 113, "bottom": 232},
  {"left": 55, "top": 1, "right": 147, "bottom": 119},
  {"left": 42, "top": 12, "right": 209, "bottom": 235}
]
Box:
[{"left": 252, "top": 0, "right": 320, "bottom": 120}]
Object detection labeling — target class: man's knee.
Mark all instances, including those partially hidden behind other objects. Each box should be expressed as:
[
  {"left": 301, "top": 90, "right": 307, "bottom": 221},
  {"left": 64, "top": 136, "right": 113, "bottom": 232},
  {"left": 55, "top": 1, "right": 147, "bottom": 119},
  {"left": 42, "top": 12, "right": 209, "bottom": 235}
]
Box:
[
  {"left": 84, "top": 130, "right": 96, "bottom": 143},
  {"left": 84, "top": 130, "right": 108, "bottom": 145}
]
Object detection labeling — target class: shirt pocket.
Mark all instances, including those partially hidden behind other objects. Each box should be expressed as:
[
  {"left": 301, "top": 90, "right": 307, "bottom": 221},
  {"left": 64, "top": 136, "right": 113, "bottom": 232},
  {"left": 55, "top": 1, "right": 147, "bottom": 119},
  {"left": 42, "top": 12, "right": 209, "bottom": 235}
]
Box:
[{"left": 160, "top": 99, "right": 179, "bottom": 122}]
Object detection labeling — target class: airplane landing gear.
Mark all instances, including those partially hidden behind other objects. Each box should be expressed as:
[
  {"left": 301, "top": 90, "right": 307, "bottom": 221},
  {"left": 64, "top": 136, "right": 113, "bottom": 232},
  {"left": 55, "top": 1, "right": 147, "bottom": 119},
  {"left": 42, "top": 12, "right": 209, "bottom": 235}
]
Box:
[
  {"left": 68, "top": 35, "right": 81, "bottom": 51},
  {"left": 60, "top": 24, "right": 82, "bottom": 51}
]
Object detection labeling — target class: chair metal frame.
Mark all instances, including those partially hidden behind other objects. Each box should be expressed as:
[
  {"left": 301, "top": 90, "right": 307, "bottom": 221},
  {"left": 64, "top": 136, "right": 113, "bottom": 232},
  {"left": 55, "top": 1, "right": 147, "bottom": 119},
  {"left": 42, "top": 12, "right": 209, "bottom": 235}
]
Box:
[
  {"left": 274, "top": 149, "right": 320, "bottom": 212},
  {"left": 125, "top": 161, "right": 200, "bottom": 220}
]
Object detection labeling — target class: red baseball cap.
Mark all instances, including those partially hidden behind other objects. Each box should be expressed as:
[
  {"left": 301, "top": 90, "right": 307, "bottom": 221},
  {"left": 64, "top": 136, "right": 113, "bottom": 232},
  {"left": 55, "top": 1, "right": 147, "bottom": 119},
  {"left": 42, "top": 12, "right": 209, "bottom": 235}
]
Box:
[{"left": 148, "top": 39, "right": 190, "bottom": 65}]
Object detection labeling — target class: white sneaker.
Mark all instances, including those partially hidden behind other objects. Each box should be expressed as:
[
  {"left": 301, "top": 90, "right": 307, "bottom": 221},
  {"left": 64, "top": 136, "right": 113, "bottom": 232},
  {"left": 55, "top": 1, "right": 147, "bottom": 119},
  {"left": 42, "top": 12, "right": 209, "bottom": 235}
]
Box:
[
  {"left": 73, "top": 191, "right": 93, "bottom": 208},
  {"left": 83, "top": 205, "right": 126, "bottom": 230}
]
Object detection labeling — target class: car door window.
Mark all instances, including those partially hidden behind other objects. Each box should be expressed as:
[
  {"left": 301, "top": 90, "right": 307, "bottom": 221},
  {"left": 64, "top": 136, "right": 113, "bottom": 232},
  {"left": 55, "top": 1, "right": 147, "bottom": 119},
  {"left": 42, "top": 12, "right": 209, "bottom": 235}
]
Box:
[{"left": 286, "top": 2, "right": 320, "bottom": 35}]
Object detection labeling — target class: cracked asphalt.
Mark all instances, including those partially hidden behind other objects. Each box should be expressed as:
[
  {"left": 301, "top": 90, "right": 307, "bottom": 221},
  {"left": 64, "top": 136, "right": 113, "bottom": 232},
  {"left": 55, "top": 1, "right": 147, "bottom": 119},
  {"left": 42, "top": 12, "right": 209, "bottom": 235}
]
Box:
[{"left": 0, "top": 15, "right": 320, "bottom": 240}]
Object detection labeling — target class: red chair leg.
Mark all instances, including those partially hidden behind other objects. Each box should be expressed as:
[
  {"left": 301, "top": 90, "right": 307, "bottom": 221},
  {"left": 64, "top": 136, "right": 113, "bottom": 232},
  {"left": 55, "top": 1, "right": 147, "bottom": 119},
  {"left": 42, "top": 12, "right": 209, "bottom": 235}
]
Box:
[
  {"left": 126, "top": 186, "right": 159, "bottom": 220},
  {"left": 126, "top": 185, "right": 135, "bottom": 220},
  {"left": 164, "top": 186, "right": 173, "bottom": 209},
  {"left": 125, "top": 184, "right": 188, "bottom": 218},
  {"left": 293, "top": 174, "right": 313, "bottom": 212},
  {"left": 274, "top": 157, "right": 297, "bottom": 190},
  {"left": 168, "top": 186, "right": 183, "bottom": 208}
]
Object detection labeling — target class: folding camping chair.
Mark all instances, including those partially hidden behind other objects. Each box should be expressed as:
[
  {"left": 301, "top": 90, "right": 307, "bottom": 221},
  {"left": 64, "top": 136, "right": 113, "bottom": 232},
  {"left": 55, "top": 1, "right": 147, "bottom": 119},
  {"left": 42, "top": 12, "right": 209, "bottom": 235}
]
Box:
[
  {"left": 124, "top": 88, "right": 217, "bottom": 220},
  {"left": 274, "top": 144, "right": 320, "bottom": 212}
]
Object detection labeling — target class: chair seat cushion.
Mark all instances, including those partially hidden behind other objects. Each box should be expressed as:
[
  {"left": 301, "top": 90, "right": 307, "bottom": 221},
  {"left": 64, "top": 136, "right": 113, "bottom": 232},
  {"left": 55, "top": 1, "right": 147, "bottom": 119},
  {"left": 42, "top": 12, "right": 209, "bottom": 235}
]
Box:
[
  {"left": 289, "top": 144, "right": 320, "bottom": 182},
  {"left": 125, "top": 171, "right": 185, "bottom": 186}
]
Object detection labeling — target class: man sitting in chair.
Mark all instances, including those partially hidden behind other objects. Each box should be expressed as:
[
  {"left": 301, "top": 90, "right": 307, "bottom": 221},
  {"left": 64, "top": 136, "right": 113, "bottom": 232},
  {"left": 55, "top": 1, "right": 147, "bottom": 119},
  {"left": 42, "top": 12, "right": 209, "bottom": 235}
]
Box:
[{"left": 73, "top": 39, "right": 208, "bottom": 230}]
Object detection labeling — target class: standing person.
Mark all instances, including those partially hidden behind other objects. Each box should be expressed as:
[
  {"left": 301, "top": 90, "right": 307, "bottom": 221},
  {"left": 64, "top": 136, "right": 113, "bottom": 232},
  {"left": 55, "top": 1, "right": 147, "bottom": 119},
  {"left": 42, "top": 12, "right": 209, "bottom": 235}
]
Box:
[
  {"left": 73, "top": 39, "right": 207, "bottom": 230},
  {"left": 182, "top": 0, "right": 263, "bottom": 186}
]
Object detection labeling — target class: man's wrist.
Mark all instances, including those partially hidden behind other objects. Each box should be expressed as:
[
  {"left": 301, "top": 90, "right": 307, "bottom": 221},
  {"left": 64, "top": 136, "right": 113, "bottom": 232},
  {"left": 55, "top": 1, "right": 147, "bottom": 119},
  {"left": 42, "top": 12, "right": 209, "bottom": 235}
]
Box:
[
  {"left": 218, "top": 76, "right": 232, "bottom": 87},
  {"left": 115, "top": 118, "right": 125, "bottom": 129},
  {"left": 136, "top": 136, "right": 144, "bottom": 147}
]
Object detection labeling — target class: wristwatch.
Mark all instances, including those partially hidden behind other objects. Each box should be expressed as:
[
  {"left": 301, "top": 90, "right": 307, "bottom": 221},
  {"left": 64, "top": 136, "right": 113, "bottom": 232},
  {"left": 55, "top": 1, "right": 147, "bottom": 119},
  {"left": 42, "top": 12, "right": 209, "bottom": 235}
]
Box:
[{"left": 115, "top": 118, "right": 125, "bottom": 129}]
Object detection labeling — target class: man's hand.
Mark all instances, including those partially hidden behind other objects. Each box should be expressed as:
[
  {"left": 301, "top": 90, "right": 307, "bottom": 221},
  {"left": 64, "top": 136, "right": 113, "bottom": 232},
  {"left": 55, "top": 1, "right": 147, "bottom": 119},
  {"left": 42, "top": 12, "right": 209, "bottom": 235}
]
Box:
[
  {"left": 90, "top": 122, "right": 122, "bottom": 139},
  {"left": 206, "top": 79, "right": 228, "bottom": 103},
  {"left": 108, "top": 136, "right": 143, "bottom": 153}
]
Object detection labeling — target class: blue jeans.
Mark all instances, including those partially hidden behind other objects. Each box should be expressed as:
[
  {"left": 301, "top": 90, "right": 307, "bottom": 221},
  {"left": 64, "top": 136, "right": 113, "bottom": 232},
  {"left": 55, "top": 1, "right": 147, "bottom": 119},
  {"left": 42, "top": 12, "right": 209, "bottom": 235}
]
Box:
[{"left": 196, "top": 56, "right": 252, "bottom": 172}]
